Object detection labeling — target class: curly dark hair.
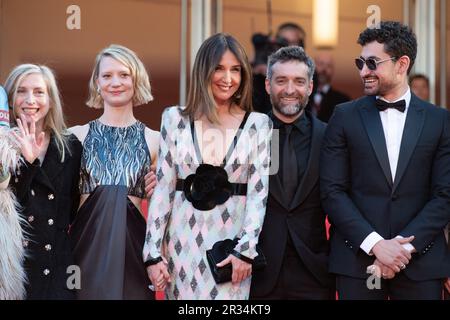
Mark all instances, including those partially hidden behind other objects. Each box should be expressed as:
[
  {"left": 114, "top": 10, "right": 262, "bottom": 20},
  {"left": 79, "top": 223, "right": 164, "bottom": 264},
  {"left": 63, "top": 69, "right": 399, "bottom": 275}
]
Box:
[{"left": 357, "top": 21, "right": 417, "bottom": 74}]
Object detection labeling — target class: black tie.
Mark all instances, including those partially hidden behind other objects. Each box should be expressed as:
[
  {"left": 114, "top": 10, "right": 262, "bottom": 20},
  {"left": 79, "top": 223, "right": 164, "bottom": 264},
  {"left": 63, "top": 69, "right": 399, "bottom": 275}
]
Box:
[
  {"left": 375, "top": 99, "right": 406, "bottom": 112},
  {"left": 282, "top": 124, "right": 298, "bottom": 202}
]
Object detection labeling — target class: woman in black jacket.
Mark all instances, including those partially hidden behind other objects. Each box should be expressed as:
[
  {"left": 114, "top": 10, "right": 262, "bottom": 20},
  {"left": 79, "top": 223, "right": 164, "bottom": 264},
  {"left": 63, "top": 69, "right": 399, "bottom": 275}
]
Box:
[{"left": 3, "top": 64, "right": 82, "bottom": 299}]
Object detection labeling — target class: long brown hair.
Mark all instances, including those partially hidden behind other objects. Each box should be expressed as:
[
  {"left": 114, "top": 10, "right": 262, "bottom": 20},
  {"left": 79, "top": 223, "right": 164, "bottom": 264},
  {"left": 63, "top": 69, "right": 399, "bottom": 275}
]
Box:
[{"left": 183, "top": 33, "right": 253, "bottom": 123}]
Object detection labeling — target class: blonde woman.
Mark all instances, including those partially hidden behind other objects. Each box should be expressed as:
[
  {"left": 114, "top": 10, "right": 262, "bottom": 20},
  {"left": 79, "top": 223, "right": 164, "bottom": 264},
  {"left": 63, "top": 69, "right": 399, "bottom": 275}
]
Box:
[
  {"left": 3, "top": 64, "right": 82, "bottom": 299},
  {"left": 143, "top": 33, "right": 272, "bottom": 300},
  {"left": 70, "top": 44, "right": 159, "bottom": 300}
]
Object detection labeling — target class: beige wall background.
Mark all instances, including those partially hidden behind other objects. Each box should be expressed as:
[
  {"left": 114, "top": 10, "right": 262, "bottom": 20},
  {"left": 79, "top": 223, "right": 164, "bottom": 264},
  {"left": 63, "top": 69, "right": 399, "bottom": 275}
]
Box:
[
  {"left": 0, "top": 0, "right": 448, "bottom": 130},
  {"left": 223, "top": 0, "right": 402, "bottom": 100},
  {"left": 436, "top": 0, "right": 450, "bottom": 107},
  {"left": 0, "top": 0, "right": 181, "bottom": 129}
]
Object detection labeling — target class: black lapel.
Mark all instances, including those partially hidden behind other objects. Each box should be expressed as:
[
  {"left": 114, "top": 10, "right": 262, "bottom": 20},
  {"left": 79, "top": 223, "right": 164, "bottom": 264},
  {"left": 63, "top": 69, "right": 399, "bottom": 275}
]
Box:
[
  {"left": 39, "top": 135, "right": 65, "bottom": 192},
  {"left": 289, "top": 113, "right": 322, "bottom": 211},
  {"left": 392, "top": 95, "right": 425, "bottom": 191},
  {"left": 359, "top": 96, "right": 393, "bottom": 187},
  {"left": 267, "top": 111, "right": 290, "bottom": 210},
  {"left": 269, "top": 170, "right": 289, "bottom": 210},
  {"left": 268, "top": 126, "right": 290, "bottom": 210}
]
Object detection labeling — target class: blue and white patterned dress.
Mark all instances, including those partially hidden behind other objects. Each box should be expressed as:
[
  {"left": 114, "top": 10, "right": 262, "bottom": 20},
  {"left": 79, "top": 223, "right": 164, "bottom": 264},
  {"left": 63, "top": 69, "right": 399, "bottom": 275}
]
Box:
[
  {"left": 71, "top": 119, "right": 154, "bottom": 300},
  {"left": 143, "top": 107, "right": 272, "bottom": 300}
]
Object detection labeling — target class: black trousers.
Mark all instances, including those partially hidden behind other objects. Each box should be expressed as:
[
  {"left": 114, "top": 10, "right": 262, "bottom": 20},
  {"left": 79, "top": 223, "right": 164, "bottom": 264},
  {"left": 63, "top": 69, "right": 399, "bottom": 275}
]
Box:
[
  {"left": 251, "top": 238, "right": 335, "bottom": 300},
  {"left": 336, "top": 273, "right": 443, "bottom": 300}
]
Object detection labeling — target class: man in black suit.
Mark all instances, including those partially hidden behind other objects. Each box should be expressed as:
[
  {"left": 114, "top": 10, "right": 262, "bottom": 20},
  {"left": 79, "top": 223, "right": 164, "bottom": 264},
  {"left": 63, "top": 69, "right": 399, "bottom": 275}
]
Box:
[
  {"left": 250, "top": 46, "right": 335, "bottom": 299},
  {"left": 310, "top": 52, "right": 350, "bottom": 123},
  {"left": 320, "top": 21, "right": 450, "bottom": 299}
]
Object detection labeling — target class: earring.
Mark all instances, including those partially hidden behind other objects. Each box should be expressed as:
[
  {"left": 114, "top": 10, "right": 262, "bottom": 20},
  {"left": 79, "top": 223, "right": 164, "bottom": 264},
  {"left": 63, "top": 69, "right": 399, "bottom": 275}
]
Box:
[{"left": 97, "top": 87, "right": 101, "bottom": 94}]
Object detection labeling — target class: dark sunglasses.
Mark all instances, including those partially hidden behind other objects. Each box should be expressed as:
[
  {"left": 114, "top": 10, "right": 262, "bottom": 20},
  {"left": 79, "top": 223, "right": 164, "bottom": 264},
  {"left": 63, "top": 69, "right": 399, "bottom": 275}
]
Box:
[{"left": 355, "top": 56, "right": 397, "bottom": 71}]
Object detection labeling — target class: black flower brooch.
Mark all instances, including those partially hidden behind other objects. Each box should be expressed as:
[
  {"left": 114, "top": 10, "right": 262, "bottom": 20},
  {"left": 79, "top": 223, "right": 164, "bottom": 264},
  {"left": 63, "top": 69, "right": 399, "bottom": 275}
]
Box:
[{"left": 183, "top": 164, "right": 233, "bottom": 211}]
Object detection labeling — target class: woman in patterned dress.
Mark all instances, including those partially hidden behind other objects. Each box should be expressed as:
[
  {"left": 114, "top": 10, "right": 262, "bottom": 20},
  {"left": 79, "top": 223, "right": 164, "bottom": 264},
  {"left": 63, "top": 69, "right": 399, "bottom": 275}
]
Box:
[
  {"left": 70, "top": 45, "right": 159, "bottom": 299},
  {"left": 143, "top": 33, "right": 272, "bottom": 300}
]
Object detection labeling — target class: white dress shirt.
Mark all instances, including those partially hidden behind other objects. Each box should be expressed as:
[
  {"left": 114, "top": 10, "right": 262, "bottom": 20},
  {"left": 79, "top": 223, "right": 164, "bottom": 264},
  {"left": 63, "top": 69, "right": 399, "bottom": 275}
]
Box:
[{"left": 360, "top": 88, "right": 415, "bottom": 254}]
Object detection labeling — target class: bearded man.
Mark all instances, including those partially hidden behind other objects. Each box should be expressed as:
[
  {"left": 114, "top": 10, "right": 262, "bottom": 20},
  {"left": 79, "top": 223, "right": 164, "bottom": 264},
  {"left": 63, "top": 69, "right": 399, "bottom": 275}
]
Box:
[
  {"left": 250, "top": 46, "right": 335, "bottom": 300},
  {"left": 320, "top": 21, "right": 450, "bottom": 300}
]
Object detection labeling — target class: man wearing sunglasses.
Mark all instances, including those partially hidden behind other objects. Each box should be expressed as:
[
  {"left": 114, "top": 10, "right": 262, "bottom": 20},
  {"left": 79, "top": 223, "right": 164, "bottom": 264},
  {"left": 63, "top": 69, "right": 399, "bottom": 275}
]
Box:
[{"left": 320, "top": 21, "right": 450, "bottom": 299}]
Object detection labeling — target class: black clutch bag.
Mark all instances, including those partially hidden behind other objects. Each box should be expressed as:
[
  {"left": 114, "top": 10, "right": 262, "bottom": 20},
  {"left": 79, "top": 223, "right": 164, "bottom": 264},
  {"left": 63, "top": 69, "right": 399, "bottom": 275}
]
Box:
[{"left": 206, "top": 238, "right": 266, "bottom": 284}]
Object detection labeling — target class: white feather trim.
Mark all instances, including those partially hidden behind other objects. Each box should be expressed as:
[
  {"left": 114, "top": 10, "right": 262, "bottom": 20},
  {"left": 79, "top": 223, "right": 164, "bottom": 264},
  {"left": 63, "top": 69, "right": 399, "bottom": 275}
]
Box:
[
  {"left": 0, "top": 127, "right": 21, "bottom": 175},
  {"left": 0, "top": 127, "right": 26, "bottom": 300},
  {"left": 0, "top": 189, "right": 26, "bottom": 300}
]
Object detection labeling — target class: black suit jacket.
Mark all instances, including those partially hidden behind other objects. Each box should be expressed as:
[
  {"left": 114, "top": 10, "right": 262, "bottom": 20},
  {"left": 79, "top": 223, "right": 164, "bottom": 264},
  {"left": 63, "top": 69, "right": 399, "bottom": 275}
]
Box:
[
  {"left": 251, "top": 112, "right": 334, "bottom": 296},
  {"left": 11, "top": 134, "right": 82, "bottom": 299},
  {"left": 314, "top": 87, "right": 350, "bottom": 123},
  {"left": 320, "top": 94, "right": 450, "bottom": 281}
]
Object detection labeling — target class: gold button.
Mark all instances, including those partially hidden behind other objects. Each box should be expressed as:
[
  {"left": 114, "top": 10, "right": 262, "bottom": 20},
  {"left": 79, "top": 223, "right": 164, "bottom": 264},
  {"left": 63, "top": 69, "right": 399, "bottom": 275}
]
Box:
[
  {"left": 28, "top": 215, "right": 34, "bottom": 223},
  {"left": 43, "top": 269, "right": 50, "bottom": 276},
  {"left": 14, "top": 177, "right": 19, "bottom": 183},
  {"left": 44, "top": 244, "right": 52, "bottom": 251},
  {"left": 48, "top": 194, "right": 54, "bottom": 200},
  {"left": 31, "top": 189, "right": 35, "bottom": 196},
  {"left": 48, "top": 219, "right": 54, "bottom": 226}
]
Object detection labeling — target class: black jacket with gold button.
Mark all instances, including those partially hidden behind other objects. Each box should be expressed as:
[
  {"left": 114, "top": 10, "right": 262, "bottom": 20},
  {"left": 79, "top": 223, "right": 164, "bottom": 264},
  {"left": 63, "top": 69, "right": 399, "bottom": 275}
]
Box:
[{"left": 11, "top": 134, "right": 82, "bottom": 300}]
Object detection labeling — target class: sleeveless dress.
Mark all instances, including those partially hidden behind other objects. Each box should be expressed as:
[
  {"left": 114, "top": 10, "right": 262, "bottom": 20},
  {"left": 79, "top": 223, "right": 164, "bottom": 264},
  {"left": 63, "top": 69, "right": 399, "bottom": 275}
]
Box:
[{"left": 71, "top": 119, "right": 154, "bottom": 300}]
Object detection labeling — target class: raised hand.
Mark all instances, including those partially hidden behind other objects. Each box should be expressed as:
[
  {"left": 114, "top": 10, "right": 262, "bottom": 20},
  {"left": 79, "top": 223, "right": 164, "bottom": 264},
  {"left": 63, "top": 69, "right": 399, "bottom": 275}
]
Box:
[{"left": 12, "top": 114, "right": 46, "bottom": 164}]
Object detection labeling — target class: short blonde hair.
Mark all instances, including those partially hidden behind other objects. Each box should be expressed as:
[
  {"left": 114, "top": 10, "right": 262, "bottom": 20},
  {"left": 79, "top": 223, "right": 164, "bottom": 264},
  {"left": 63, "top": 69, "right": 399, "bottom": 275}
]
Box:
[
  {"left": 4, "top": 64, "right": 71, "bottom": 162},
  {"left": 86, "top": 44, "right": 153, "bottom": 108}
]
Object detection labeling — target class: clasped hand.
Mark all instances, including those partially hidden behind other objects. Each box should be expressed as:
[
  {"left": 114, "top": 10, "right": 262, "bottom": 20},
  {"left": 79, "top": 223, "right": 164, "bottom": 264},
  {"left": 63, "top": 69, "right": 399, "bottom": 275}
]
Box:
[
  {"left": 146, "top": 257, "right": 171, "bottom": 292},
  {"left": 368, "top": 236, "right": 415, "bottom": 279}
]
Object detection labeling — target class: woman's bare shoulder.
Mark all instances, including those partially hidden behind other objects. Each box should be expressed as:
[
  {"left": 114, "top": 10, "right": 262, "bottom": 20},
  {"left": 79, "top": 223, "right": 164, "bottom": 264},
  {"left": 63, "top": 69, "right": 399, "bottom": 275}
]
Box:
[{"left": 68, "top": 124, "right": 90, "bottom": 144}]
